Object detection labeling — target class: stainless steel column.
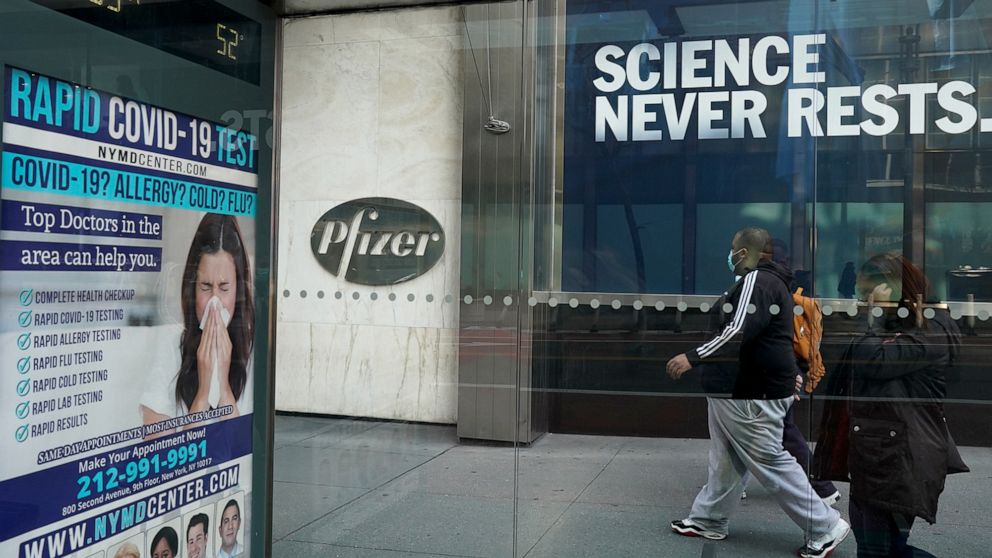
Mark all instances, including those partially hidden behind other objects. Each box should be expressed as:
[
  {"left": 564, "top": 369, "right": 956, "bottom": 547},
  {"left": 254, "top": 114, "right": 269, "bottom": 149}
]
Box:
[{"left": 458, "top": 0, "right": 549, "bottom": 443}]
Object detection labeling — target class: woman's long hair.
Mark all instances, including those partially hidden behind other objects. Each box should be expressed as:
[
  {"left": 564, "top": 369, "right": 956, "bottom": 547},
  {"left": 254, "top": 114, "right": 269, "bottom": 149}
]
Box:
[
  {"left": 176, "top": 213, "right": 254, "bottom": 410},
  {"left": 860, "top": 253, "right": 929, "bottom": 328}
]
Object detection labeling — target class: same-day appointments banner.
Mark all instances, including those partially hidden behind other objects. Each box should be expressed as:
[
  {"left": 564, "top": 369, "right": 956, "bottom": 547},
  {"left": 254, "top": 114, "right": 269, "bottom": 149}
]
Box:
[{"left": 1, "top": 66, "right": 257, "bottom": 558}]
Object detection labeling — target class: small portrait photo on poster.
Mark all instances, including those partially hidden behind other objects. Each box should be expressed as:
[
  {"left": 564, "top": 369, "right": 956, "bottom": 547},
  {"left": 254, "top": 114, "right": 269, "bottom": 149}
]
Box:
[
  {"left": 215, "top": 492, "right": 246, "bottom": 558},
  {"left": 107, "top": 532, "right": 145, "bottom": 558},
  {"left": 183, "top": 503, "right": 216, "bottom": 558},
  {"left": 147, "top": 517, "right": 182, "bottom": 558}
]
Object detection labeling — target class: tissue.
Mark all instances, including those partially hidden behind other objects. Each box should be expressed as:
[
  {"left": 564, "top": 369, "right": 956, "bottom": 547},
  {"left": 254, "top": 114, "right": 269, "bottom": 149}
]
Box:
[
  {"left": 199, "top": 296, "right": 232, "bottom": 330},
  {"left": 199, "top": 296, "right": 232, "bottom": 407}
]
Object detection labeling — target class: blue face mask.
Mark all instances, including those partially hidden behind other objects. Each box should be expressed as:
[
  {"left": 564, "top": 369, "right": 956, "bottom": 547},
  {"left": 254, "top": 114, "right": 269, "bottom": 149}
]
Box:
[{"left": 727, "top": 249, "right": 744, "bottom": 273}]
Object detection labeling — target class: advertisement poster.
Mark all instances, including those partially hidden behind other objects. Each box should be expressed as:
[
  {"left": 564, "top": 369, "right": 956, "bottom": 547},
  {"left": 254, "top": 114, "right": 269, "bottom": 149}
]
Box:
[{"left": 0, "top": 66, "right": 256, "bottom": 558}]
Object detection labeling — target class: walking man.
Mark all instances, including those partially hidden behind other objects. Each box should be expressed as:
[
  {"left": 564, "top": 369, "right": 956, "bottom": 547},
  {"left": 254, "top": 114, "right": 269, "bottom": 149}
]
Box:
[{"left": 667, "top": 227, "right": 850, "bottom": 557}]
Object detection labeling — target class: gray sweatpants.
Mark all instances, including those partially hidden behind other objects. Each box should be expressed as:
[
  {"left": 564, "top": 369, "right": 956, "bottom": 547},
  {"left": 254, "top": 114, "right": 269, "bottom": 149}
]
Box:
[{"left": 688, "top": 397, "right": 840, "bottom": 537}]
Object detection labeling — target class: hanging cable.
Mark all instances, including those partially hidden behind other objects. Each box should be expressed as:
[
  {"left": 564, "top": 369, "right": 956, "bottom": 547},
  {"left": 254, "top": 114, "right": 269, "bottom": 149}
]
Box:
[
  {"left": 485, "top": 3, "right": 494, "bottom": 115},
  {"left": 462, "top": 5, "right": 511, "bottom": 135},
  {"left": 462, "top": 6, "right": 492, "bottom": 116}
]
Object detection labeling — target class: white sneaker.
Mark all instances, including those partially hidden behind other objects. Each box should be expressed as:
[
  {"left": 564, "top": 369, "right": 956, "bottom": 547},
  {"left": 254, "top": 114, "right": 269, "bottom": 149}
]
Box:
[
  {"left": 798, "top": 518, "right": 851, "bottom": 558},
  {"left": 820, "top": 491, "right": 841, "bottom": 507},
  {"left": 670, "top": 519, "right": 727, "bottom": 541}
]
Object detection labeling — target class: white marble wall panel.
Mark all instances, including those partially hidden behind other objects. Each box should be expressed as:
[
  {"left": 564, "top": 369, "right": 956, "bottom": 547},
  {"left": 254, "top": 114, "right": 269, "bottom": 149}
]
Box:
[
  {"left": 282, "top": 16, "right": 334, "bottom": 47},
  {"left": 283, "top": 7, "right": 462, "bottom": 48},
  {"left": 281, "top": 41, "right": 381, "bottom": 201},
  {"left": 277, "top": 7, "right": 464, "bottom": 423},
  {"left": 379, "top": 7, "right": 462, "bottom": 41},
  {"left": 378, "top": 35, "right": 464, "bottom": 199},
  {"left": 277, "top": 323, "right": 458, "bottom": 422},
  {"left": 273, "top": 320, "right": 312, "bottom": 410},
  {"left": 330, "top": 12, "right": 383, "bottom": 44}
]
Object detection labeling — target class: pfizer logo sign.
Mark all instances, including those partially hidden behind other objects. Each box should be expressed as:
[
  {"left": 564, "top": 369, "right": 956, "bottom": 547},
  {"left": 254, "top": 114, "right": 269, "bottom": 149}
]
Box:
[{"left": 310, "top": 198, "right": 445, "bottom": 285}]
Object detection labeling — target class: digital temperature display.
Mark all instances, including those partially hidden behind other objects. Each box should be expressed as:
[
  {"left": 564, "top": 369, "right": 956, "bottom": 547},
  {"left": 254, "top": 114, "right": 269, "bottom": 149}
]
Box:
[{"left": 30, "top": 0, "right": 262, "bottom": 85}]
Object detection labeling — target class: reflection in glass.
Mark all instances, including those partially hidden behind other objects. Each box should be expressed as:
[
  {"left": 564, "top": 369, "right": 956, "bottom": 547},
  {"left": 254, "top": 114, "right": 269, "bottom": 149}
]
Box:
[{"left": 813, "top": 254, "right": 970, "bottom": 557}]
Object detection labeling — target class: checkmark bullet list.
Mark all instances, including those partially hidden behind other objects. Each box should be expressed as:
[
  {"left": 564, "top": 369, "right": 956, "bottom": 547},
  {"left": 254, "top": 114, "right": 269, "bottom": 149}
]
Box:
[{"left": 12, "top": 289, "right": 35, "bottom": 444}]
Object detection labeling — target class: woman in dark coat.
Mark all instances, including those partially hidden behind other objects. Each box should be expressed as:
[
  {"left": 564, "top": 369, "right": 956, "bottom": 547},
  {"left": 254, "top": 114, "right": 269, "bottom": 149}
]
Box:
[{"left": 812, "top": 254, "right": 969, "bottom": 557}]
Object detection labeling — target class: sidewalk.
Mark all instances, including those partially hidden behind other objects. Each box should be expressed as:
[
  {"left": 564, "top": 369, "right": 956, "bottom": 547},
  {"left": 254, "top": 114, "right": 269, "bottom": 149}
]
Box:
[{"left": 271, "top": 414, "right": 990, "bottom": 557}]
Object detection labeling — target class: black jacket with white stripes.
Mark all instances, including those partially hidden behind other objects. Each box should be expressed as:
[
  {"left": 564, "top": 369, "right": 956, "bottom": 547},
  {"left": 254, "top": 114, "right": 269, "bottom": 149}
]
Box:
[{"left": 686, "top": 259, "right": 798, "bottom": 400}]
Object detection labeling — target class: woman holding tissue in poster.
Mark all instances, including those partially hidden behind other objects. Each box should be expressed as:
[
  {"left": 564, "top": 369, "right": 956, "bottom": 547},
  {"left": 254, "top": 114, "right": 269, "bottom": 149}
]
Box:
[{"left": 140, "top": 213, "right": 254, "bottom": 434}]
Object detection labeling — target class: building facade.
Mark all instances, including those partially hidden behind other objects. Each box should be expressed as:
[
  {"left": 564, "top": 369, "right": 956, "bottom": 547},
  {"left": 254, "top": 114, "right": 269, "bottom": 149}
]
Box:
[{"left": 1, "top": 1, "right": 990, "bottom": 556}]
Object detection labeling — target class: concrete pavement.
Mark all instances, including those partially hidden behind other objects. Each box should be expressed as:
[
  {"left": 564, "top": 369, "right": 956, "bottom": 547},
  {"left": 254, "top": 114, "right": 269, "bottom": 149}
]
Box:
[{"left": 271, "top": 414, "right": 991, "bottom": 557}]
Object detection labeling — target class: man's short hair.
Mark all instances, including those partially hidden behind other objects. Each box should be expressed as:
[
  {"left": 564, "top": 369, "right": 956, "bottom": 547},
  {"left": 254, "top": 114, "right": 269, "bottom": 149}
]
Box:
[
  {"left": 187, "top": 513, "right": 209, "bottom": 537},
  {"left": 222, "top": 499, "right": 240, "bottom": 516},
  {"left": 735, "top": 227, "right": 773, "bottom": 257},
  {"left": 151, "top": 526, "right": 178, "bottom": 555}
]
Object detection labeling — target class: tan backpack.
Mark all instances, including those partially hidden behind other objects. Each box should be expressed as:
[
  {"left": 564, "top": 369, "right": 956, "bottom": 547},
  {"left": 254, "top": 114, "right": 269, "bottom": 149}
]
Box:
[{"left": 792, "top": 288, "right": 826, "bottom": 393}]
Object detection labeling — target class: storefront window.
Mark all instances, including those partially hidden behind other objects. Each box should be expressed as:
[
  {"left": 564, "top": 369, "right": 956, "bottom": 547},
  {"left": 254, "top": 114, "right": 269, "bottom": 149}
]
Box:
[{"left": 517, "top": 0, "right": 992, "bottom": 555}]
